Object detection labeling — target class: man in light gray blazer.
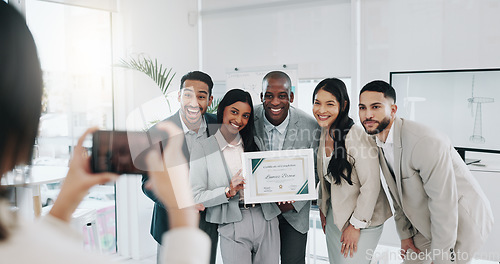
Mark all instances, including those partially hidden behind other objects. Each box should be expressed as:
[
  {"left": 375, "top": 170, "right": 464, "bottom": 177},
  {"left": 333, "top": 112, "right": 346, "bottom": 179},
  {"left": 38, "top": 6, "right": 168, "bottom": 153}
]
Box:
[
  {"left": 358, "top": 80, "right": 493, "bottom": 264},
  {"left": 253, "top": 71, "right": 320, "bottom": 264}
]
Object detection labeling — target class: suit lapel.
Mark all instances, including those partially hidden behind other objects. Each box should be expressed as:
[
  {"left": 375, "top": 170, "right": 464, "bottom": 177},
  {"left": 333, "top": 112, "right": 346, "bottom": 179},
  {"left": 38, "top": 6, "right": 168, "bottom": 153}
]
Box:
[
  {"left": 378, "top": 148, "right": 401, "bottom": 207},
  {"left": 254, "top": 106, "right": 270, "bottom": 150},
  {"left": 393, "top": 117, "right": 404, "bottom": 204},
  {"left": 317, "top": 128, "right": 326, "bottom": 177},
  {"left": 210, "top": 137, "right": 233, "bottom": 182},
  {"left": 172, "top": 112, "right": 190, "bottom": 163},
  {"left": 204, "top": 113, "right": 218, "bottom": 137},
  {"left": 282, "top": 108, "right": 297, "bottom": 150}
]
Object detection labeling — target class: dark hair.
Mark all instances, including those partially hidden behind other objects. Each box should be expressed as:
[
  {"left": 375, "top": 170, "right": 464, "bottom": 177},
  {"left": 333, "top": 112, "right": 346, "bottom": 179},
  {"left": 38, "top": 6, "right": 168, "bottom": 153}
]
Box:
[
  {"left": 0, "top": 2, "right": 43, "bottom": 240},
  {"left": 217, "top": 89, "right": 259, "bottom": 152},
  {"left": 262, "top": 71, "right": 292, "bottom": 94},
  {"left": 360, "top": 80, "right": 396, "bottom": 103},
  {"left": 180, "top": 71, "right": 214, "bottom": 96},
  {"left": 312, "top": 78, "right": 354, "bottom": 185}
]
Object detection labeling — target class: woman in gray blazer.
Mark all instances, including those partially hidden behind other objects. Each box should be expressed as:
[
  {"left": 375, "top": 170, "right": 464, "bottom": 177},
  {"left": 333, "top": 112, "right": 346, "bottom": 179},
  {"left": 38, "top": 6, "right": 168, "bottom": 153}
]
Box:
[
  {"left": 190, "top": 89, "right": 280, "bottom": 264},
  {"left": 313, "top": 79, "right": 392, "bottom": 264}
]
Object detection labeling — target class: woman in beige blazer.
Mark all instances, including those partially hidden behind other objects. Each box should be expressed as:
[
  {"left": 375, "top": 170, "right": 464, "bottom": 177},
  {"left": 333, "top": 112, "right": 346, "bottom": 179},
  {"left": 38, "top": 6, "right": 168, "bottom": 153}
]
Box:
[{"left": 313, "top": 78, "right": 392, "bottom": 264}]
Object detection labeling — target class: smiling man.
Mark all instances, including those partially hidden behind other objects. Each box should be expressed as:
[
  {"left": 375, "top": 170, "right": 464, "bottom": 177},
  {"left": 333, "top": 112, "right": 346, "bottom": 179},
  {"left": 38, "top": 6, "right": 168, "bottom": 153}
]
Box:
[
  {"left": 253, "top": 71, "right": 320, "bottom": 264},
  {"left": 141, "top": 71, "right": 219, "bottom": 264},
  {"left": 358, "top": 80, "right": 493, "bottom": 264}
]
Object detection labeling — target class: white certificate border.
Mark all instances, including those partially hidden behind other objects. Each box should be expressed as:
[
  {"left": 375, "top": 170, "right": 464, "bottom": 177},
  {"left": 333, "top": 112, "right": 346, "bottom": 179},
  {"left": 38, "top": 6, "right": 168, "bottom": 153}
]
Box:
[{"left": 241, "top": 148, "right": 317, "bottom": 204}]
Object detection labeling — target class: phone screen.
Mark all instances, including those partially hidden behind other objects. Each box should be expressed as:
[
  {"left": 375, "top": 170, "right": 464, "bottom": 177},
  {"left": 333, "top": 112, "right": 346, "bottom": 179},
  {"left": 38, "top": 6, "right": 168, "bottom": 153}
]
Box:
[{"left": 91, "top": 130, "right": 161, "bottom": 174}]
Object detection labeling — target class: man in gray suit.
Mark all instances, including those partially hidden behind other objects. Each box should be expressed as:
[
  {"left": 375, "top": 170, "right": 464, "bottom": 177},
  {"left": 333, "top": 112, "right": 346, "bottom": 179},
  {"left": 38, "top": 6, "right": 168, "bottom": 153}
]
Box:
[
  {"left": 358, "top": 80, "right": 493, "bottom": 264},
  {"left": 253, "top": 71, "right": 320, "bottom": 264}
]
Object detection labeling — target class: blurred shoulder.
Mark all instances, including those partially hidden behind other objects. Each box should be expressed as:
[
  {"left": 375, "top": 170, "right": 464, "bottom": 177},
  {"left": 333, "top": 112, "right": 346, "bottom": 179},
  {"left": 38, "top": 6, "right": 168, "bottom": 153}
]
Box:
[
  {"left": 254, "top": 104, "right": 264, "bottom": 116},
  {"left": 204, "top": 113, "right": 217, "bottom": 124},
  {"left": 400, "top": 118, "right": 450, "bottom": 145},
  {"left": 290, "top": 106, "right": 319, "bottom": 127},
  {"left": 346, "top": 124, "right": 376, "bottom": 147}
]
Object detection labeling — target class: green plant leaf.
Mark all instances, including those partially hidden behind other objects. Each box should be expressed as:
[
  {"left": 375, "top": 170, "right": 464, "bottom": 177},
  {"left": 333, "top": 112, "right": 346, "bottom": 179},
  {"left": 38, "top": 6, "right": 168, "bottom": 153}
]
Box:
[
  {"left": 118, "top": 55, "right": 176, "bottom": 98},
  {"left": 207, "top": 97, "right": 222, "bottom": 114}
]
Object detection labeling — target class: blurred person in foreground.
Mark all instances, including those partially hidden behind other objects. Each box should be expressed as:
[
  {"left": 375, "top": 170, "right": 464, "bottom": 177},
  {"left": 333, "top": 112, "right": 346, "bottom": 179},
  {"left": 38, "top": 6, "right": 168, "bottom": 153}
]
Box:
[{"left": 0, "top": 2, "right": 209, "bottom": 263}]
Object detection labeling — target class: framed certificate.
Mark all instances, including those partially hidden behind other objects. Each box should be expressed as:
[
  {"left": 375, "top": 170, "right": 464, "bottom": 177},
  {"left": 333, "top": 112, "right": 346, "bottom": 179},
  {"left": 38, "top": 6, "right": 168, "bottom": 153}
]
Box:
[{"left": 241, "top": 149, "right": 317, "bottom": 204}]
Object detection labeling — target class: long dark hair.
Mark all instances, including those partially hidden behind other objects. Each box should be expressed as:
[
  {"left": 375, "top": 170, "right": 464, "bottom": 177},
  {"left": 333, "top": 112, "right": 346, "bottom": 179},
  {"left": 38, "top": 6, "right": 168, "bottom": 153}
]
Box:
[
  {"left": 312, "top": 78, "right": 354, "bottom": 185},
  {"left": 217, "top": 89, "right": 259, "bottom": 152},
  {"left": 0, "top": 2, "right": 44, "bottom": 240}
]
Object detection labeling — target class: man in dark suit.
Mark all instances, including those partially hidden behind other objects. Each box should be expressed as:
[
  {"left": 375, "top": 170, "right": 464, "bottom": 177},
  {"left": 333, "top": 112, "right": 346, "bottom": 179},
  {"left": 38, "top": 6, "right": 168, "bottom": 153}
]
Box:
[{"left": 142, "top": 71, "right": 219, "bottom": 264}]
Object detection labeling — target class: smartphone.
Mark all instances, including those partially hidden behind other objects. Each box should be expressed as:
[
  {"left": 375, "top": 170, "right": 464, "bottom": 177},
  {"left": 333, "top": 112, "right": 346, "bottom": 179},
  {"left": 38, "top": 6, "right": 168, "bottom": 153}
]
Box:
[{"left": 91, "top": 130, "right": 162, "bottom": 174}]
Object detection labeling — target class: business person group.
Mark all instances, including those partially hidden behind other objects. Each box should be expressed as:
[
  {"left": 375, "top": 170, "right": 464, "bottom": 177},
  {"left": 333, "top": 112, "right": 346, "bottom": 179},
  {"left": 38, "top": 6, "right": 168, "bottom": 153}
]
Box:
[{"left": 143, "top": 69, "right": 493, "bottom": 264}]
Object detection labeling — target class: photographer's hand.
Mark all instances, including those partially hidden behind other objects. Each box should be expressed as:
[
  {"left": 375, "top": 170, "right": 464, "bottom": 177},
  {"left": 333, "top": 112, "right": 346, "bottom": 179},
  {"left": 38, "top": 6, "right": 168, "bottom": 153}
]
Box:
[{"left": 145, "top": 121, "right": 198, "bottom": 229}]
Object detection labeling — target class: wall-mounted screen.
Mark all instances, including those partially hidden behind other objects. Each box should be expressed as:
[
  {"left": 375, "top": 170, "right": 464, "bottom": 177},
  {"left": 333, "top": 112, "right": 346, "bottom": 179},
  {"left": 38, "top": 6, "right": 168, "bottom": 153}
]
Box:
[{"left": 390, "top": 69, "right": 500, "bottom": 153}]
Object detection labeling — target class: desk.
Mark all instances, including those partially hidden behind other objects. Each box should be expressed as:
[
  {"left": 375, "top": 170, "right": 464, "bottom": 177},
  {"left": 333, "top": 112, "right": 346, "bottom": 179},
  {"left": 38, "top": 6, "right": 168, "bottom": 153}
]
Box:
[
  {"left": 466, "top": 152, "right": 500, "bottom": 173},
  {"left": 1, "top": 166, "right": 68, "bottom": 217}
]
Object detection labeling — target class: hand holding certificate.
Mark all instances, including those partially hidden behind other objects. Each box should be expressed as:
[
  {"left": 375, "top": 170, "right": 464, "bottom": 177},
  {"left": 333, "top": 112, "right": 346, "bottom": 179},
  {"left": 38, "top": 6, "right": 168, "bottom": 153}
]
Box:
[
  {"left": 227, "top": 169, "right": 244, "bottom": 198},
  {"left": 241, "top": 149, "right": 317, "bottom": 204}
]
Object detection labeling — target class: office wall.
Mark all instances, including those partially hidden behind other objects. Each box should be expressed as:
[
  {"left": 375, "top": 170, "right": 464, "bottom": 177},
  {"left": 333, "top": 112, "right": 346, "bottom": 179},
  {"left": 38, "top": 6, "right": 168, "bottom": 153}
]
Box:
[
  {"left": 201, "top": 0, "right": 352, "bottom": 81},
  {"left": 358, "top": 0, "right": 500, "bottom": 86},
  {"left": 113, "top": 0, "right": 200, "bottom": 131},
  {"left": 358, "top": 1, "right": 500, "bottom": 259}
]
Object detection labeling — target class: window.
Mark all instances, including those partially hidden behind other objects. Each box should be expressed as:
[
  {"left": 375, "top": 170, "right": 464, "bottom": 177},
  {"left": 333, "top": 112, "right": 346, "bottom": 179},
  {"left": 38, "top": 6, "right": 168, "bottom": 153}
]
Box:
[{"left": 25, "top": 0, "right": 116, "bottom": 253}]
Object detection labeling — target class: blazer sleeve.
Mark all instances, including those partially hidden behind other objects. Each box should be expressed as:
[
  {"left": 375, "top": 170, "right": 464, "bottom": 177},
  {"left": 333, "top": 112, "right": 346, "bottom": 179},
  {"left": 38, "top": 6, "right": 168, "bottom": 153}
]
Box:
[
  {"left": 411, "top": 136, "right": 458, "bottom": 262},
  {"left": 189, "top": 142, "right": 230, "bottom": 208},
  {"left": 142, "top": 173, "right": 165, "bottom": 208},
  {"left": 311, "top": 129, "right": 320, "bottom": 185},
  {"left": 347, "top": 130, "right": 381, "bottom": 227},
  {"left": 316, "top": 129, "right": 330, "bottom": 216},
  {"left": 391, "top": 190, "right": 416, "bottom": 240}
]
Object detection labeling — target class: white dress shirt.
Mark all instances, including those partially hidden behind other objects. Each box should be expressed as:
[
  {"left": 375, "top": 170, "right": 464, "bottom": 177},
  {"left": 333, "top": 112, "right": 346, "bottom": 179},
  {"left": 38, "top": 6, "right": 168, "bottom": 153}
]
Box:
[
  {"left": 263, "top": 111, "right": 290, "bottom": 151},
  {"left": 180, "top": 115, "right": 208, "bottom": 153},
  {"left": 214, "top": 130, "right": 244, "bottom": 200}
]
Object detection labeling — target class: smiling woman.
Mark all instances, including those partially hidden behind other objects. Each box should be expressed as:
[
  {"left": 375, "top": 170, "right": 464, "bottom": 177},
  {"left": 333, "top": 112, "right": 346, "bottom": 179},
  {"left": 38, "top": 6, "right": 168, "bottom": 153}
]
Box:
[
  {"left": 190, "top": 88, "right": 282, "bottom": 264},
  {"left": 313, "top": 78, "right": 392, "bottom": 264},
  {"left": 220, "top": 101, "right": 251, "bottom": 138},
  {"left": 216, "top": 89, "right": 258, "bottom": 152}
]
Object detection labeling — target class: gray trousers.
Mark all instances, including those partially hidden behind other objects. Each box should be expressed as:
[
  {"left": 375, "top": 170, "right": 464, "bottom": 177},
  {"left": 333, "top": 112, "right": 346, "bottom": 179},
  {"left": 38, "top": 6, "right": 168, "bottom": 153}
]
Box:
[
  {"left": 325, "top": 205, "right": 384, "bottom": 264},
  {"left": 218, "top": 206, "right": 280, "bottom": 264}
]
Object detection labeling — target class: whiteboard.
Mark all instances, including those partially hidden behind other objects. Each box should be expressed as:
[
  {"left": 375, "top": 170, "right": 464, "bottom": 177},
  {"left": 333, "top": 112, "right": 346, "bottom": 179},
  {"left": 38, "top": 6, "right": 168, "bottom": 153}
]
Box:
[{"left": 226, "top": 65, "right": 298, "bottom": 107}]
